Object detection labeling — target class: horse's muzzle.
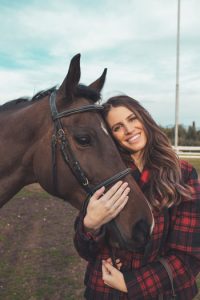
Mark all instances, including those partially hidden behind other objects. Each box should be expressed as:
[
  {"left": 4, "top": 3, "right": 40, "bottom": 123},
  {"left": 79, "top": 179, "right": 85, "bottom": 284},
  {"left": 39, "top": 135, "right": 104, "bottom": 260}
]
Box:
[{"left": 106, "top": 218, "right": 151, "bottom": 251}]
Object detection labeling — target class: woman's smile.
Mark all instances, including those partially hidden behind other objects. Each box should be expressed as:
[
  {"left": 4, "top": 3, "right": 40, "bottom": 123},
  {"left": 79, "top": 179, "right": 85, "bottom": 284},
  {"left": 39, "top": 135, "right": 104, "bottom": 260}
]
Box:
[{"left": 125, "top": 132, "right": 141, "bottom": 144}]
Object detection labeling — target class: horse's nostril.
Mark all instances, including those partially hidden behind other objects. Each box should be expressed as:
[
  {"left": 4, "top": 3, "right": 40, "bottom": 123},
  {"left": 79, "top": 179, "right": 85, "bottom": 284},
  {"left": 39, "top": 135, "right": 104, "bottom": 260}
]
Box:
[{"left": 132, "top": 219, "right": 150, "bottom": 246}]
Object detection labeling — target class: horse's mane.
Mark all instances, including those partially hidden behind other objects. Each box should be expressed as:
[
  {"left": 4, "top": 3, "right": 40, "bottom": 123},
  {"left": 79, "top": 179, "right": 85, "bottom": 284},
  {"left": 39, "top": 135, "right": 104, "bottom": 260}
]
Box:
[
  {"left": 0, "top": 86, "right": 57, "bottom": 112},
  {"left": 0, "top": 85, "right": 100, "bottom": 113}
]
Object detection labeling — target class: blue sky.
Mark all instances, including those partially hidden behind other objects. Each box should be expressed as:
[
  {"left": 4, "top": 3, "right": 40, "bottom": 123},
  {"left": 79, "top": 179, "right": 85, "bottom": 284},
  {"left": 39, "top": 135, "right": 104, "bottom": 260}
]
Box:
[{"left": 0, "top": 0, "right": 199, "bottom": 127}]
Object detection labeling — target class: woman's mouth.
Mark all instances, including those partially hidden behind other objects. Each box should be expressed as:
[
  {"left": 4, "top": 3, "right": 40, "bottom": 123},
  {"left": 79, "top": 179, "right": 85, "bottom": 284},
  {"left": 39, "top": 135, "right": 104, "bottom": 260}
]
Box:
[{"left": 126, "top": 133, "right": 141, "bottom": 144}]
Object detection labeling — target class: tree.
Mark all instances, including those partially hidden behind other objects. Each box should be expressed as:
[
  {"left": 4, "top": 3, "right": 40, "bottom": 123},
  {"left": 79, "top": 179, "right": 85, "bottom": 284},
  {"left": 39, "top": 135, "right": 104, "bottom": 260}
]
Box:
[{"left": 160, "top": 121, "right": 200, "bottom": 146}]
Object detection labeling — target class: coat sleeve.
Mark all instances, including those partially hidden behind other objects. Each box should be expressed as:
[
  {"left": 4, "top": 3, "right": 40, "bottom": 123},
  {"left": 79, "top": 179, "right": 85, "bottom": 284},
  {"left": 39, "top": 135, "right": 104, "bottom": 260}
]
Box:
[
  {"left": 73, "top": 212, "right": 106, "bottom": 261},
  {"left": 123, "top": 166, "right": 200, "bottom": 300}
]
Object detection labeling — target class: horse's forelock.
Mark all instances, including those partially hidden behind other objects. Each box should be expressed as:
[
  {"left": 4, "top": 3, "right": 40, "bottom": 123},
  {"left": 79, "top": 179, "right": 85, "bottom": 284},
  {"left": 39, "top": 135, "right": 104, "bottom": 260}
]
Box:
[{"left": 73, "top": 84, "right": 101, "bottom": 103}]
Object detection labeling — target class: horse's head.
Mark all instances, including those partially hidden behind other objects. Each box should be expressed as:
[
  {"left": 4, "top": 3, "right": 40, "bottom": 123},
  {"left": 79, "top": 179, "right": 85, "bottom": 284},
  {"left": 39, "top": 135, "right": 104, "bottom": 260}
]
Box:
[{"left": 34, "top": 54, "right": 154, "bottom": 251}]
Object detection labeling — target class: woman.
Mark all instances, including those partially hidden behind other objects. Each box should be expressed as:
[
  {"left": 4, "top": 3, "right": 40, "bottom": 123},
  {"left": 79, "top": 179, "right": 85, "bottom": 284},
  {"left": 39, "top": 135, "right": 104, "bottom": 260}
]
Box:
[{"left": 74, "top": 95, "right": 200, "bottom": 299}]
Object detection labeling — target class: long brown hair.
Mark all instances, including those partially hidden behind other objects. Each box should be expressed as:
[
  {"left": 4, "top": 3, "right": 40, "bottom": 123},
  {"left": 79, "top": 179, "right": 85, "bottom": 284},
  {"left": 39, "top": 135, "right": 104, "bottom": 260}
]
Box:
[{"left": 103, "top": 95, "right": 190, "bottom": 210}]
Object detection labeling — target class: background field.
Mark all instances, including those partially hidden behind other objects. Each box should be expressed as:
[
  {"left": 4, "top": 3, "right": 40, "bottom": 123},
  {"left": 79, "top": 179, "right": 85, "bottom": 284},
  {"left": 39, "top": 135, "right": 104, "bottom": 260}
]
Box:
[
  {"left": 187, "top": 158, "right": 200, "bottom": 174},
  {"left": 0, "top": 159, "right": 199, "bottom": 300}
]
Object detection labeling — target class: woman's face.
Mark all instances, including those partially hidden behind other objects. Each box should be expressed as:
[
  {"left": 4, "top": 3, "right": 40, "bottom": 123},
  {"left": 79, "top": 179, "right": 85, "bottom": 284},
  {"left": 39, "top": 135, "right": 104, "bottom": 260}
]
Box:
[{"left": 106, "top": 106, "right": 147, "bottom": 155}]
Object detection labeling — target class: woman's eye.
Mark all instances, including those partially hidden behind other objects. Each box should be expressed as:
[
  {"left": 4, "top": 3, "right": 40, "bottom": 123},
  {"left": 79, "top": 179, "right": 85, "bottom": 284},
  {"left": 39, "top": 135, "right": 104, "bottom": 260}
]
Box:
[
  {"left": 74, "top": 135, "right": 91, "bottom": 146},
  {"left": 113, "top": 125, "right": 121, "bottom": 132}
]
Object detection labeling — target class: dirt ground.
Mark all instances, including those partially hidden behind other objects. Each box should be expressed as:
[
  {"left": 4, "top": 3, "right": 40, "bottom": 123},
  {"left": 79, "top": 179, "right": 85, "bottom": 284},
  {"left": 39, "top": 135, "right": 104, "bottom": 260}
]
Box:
[
  {"left": 0, "top": 184, "right": 86, "bottom": 300},
  {"left": 0, "top": 184, "right": 200, "bottom": 300}
]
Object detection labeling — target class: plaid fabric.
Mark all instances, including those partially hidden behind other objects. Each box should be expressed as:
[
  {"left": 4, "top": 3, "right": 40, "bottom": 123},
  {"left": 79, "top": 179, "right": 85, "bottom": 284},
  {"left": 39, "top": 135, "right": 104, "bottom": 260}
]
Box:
[{"left": 74, "top": 160, "right": 200, "bottom": 299}]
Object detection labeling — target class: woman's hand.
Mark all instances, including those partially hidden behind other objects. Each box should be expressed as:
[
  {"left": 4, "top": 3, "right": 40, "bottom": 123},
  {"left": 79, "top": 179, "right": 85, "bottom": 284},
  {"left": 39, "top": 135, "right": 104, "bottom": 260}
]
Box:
[
  {"left": 102, "top": 259, "right": 128, "bottom": 293},
  {"left": 105, "top": 257, "right": 122, "bottom": 270},
  {"left": 84, "top": 181, "right": 130, "bottom": 231}
]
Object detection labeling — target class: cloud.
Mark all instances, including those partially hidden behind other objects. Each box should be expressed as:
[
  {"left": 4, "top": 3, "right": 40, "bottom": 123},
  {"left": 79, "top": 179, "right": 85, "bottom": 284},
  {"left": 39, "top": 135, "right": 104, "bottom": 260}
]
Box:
[{"left": 0, "top": 0, "right": 199, "bottom": 126}]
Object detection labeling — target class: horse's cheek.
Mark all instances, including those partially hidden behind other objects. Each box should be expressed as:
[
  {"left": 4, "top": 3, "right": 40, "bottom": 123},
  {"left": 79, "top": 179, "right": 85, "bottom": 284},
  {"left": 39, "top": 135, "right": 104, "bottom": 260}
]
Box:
[{"left": 32, "top": 139, "right": 53, "bottom": 190}]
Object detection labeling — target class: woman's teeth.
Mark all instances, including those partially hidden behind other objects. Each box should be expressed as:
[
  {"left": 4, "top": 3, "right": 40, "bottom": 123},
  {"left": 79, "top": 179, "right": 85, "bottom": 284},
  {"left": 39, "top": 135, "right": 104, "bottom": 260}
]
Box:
[{"left": 127, "top": 134, "right": 140, "bottom": 143}]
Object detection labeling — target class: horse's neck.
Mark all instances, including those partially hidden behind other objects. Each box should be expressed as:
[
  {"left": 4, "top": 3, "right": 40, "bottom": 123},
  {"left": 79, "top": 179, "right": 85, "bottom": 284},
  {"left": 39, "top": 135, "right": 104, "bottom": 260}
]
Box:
[{"left": 0, "top": 99, "right": 49, "bottom": 207}]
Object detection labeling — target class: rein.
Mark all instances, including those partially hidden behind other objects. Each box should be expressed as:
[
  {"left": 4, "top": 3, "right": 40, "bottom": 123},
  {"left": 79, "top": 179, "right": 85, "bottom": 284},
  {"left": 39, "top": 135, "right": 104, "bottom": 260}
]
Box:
[{"left": 49, "top": 91, "right": 133, "bottom": 196}]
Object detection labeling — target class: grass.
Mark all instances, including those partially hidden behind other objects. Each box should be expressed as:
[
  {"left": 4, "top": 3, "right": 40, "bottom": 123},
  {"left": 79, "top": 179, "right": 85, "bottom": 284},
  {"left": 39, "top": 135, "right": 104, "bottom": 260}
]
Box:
[
  {"left": 0, "top": 195, "right": 85, "bottom": 300},
  {"left": 16, "top": 188, "right": 49, "bottom": 199},
  {"left": 186, "top": 158, "right": 200, "bottom": 175},
  {"left": 0, "top": 238, "right": 84, "bottom": 300},
  {"left": 197, "top": 275, "right": 200, "bottom": 288}
]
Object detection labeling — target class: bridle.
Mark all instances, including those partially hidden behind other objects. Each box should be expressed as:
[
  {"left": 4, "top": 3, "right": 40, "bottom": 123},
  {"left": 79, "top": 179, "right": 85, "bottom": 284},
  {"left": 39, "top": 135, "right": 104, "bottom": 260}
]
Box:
[
  {"left": 49, "top": 91, "right": 135, "bottom": 294},
  {"left": 49, "top": 91, "right": 133, "bottom": 196},
  {"left": 50, "top": 91, "right": 161, "bottom": 300}
]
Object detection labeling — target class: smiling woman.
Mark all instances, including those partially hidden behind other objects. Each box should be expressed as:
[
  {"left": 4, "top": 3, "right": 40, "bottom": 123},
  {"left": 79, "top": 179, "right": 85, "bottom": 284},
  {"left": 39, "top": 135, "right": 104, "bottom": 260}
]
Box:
[
  {"left": 106, "top": 106, "right": 147, "bottom": 171},
  {"left": 74, "top": 95, "right": 200, "bottom": 299}
]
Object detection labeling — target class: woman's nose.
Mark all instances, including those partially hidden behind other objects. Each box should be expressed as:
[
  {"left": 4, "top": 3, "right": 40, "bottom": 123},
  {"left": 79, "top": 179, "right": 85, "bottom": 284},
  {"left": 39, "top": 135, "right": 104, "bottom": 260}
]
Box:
[{"left": 124, "top": 123, "right": 133, "bottom": 134}]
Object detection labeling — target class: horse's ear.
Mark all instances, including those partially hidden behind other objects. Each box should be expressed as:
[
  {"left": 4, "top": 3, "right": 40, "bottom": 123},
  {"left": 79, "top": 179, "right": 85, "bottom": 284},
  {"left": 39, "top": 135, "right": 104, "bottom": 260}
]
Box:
[
  {"left": 89, "top": 68, "right": 107, "bottom": 92},
  {"left": 58, "top": 53, "right": 81, "bottom": 99}
]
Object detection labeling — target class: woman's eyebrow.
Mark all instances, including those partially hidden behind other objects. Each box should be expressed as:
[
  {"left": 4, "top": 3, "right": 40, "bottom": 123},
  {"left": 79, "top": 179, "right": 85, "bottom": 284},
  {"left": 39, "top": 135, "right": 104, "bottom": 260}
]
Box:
[{"left": 127, "top": 113, "right": 136, "bottom": 118}]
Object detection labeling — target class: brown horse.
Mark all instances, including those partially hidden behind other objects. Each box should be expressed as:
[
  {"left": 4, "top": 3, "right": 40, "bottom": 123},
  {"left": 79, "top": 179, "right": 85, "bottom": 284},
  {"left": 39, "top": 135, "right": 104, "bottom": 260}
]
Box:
[{"left": 0, "top": 54, "right": 154, "bottom": 251}]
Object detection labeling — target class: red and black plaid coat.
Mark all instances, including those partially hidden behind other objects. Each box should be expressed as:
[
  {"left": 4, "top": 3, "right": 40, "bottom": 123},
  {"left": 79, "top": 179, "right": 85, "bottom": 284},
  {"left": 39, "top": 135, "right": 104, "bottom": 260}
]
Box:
[{"left": 74, "top": 160, "right": 200, "bottom": 299}]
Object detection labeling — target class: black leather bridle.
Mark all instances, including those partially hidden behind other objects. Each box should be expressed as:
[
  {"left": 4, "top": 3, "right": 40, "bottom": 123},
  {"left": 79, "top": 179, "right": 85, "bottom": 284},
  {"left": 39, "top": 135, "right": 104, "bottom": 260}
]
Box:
[
  {"left": 50, "top": 91, "right": 135, "bottom": 291},
  {"left": 49, "top": 91, "right": 133, "bottom": 196}
]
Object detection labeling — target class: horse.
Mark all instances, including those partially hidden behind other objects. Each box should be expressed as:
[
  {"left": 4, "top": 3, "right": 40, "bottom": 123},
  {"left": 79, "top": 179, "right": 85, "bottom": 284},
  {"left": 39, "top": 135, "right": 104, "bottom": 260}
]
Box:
[{"left": 0, "top": 54, "right": 154, "bottom": 251}]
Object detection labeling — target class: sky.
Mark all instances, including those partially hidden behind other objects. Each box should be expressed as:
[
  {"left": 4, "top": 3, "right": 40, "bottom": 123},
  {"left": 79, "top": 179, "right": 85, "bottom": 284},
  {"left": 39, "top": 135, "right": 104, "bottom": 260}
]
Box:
[{"left": 0, "top": 0, "right": 199, "bottom": 127}]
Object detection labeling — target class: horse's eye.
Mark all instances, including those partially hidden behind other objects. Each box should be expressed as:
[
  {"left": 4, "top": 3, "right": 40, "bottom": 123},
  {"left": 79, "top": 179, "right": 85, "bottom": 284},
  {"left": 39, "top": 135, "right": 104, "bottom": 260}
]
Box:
[{"left": 74, "top": 135, "right": 91, "bottom": 146}]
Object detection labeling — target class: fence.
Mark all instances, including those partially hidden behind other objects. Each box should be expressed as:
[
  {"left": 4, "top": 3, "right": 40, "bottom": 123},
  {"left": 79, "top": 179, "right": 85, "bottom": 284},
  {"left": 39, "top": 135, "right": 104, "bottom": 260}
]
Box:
[{"left": 173, "top": 146, "right": 200, "bottom": 159}]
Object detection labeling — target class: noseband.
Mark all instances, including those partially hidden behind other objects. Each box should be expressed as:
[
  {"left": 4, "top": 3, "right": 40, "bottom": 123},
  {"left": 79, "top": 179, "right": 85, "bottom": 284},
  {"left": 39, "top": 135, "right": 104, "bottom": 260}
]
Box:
[{"left": 49, "top": 91, "right": 132, "bottom": 196}]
